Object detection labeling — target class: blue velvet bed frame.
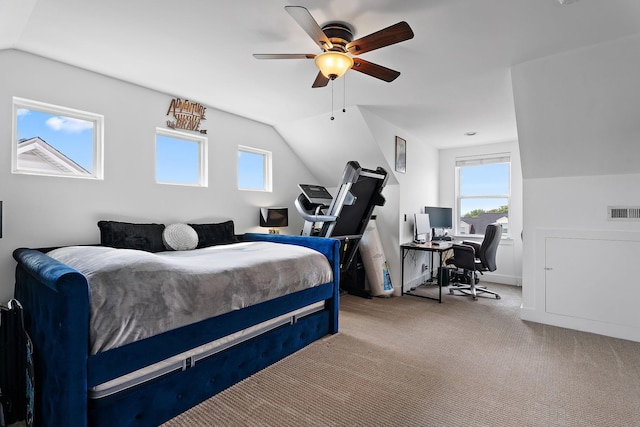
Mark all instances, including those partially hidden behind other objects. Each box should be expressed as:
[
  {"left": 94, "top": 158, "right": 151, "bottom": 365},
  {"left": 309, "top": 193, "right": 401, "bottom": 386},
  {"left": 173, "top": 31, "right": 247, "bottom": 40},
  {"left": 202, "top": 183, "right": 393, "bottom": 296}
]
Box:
[{"left": 12, "top": 233, "right": 341, "bottom": 427}]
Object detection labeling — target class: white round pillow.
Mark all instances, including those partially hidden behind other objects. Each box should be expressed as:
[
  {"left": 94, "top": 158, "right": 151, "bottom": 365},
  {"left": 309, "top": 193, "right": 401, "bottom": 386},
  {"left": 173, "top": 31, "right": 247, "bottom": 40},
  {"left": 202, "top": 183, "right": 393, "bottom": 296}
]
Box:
[{"left": 163, "top": 223, "right": 199, "bottom": 251}]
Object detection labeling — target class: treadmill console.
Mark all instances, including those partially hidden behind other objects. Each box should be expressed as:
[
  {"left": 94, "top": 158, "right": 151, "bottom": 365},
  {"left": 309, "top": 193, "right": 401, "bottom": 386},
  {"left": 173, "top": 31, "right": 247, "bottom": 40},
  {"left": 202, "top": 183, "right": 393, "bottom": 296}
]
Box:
[{"left": 298, "top": 184, "right": 333, "bottom": 206}]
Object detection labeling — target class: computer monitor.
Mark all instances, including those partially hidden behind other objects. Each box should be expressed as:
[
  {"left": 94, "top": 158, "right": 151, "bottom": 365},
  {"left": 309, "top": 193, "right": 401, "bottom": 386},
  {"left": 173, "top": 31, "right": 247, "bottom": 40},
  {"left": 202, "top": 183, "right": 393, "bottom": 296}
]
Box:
[
  {"left": 414, "top": 213, "right": 431, "bottom": 243},
  {"left": 424, "top": 206, "right": 453, "bottom": 229}
]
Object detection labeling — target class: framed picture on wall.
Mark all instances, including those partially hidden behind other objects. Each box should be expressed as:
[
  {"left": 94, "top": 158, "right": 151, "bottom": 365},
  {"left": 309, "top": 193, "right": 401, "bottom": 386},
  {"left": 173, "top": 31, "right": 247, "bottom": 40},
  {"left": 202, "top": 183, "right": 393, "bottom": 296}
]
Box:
[{"left": 395, "top": 136, "right": 406, "bottom": 173}]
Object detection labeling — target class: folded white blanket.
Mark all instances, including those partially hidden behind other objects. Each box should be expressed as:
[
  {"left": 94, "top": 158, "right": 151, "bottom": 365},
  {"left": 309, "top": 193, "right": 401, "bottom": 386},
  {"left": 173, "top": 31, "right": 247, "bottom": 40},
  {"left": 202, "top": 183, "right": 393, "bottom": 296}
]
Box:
[{"left": 49, "top": 242, "right": 333, "bottom": 354}]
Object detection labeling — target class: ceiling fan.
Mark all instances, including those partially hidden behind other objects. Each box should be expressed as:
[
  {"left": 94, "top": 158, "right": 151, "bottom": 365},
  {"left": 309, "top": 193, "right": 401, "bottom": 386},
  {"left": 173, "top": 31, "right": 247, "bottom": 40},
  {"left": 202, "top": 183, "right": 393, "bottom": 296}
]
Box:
[{"left": 254, "top": 6, "right": 414, "bottom": 88}]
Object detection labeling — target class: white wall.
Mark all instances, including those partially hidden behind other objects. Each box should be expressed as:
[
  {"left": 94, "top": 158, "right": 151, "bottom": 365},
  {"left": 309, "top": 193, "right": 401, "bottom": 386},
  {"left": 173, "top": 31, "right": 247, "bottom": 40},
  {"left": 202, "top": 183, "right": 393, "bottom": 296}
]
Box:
[
  {"left": 360, "top": 108, "right": 439, "bottom": 294},
  {"left": 0, "top": 50, "right": 318, "bottom": 302},
  {"left": 522, "top": 174, "right": 640, "bottom": 341},
  {"left": 438, "top": 140, "right": 523, "bottom": 286},
  {"left": 513, "top": 34, "right": 640, "bottom": 341}
]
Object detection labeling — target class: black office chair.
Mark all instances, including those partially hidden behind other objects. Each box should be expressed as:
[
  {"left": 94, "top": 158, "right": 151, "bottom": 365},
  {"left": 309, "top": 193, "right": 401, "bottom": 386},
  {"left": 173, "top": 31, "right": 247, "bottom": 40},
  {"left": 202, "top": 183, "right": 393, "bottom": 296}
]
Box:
[{"left": 446, "top": 223, "right": 502, "bottom": 300}]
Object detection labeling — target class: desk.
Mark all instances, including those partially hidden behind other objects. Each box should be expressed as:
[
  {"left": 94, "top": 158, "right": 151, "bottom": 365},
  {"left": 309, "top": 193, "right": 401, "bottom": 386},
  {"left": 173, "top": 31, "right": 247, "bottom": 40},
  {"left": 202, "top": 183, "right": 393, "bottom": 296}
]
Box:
[{"left": 401, "top": 241, "right": 454, "bottom": 303}]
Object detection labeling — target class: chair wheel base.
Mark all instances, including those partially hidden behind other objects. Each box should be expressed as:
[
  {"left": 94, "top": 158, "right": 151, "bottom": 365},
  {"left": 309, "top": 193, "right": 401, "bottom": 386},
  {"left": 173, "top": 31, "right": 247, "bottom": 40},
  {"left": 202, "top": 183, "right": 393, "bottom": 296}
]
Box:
[{"left": 448, "top": 285, "right": 501, "bottom": 301}]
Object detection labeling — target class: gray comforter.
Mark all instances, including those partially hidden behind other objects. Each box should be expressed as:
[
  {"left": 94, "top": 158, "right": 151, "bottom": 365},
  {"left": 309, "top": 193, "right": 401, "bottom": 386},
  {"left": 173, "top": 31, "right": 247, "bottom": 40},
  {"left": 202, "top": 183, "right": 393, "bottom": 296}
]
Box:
[{"left": 48, "top": 242, "right": 333, "bottom": 354}]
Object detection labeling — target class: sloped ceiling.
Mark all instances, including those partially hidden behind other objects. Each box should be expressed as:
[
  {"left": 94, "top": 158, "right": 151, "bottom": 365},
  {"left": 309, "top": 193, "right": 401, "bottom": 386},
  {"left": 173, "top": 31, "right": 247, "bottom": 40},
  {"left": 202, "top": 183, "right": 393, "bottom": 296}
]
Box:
[
  {"left": 276, "top": 106, "right": 394, "bottom": 186},
  {"left": 2, "top": 0, "right": 640, "bottom": 168},
  {"left": 513, "top": 33, "right": 640, "bottom": 179}
]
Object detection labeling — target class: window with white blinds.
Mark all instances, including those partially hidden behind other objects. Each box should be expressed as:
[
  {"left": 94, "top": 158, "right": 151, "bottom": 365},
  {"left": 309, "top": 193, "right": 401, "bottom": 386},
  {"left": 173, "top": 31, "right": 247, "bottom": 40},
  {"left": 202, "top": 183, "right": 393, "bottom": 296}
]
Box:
[{"left": 456, "top": 154, "right": 510, "bottom": 236}]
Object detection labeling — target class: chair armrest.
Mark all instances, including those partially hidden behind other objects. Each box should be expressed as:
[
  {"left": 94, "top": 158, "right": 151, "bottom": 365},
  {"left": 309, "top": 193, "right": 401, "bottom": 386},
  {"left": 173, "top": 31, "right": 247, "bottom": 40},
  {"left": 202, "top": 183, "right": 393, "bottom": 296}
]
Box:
[{"left": 461, "top": 240, "right": 481, "bottom": 253}]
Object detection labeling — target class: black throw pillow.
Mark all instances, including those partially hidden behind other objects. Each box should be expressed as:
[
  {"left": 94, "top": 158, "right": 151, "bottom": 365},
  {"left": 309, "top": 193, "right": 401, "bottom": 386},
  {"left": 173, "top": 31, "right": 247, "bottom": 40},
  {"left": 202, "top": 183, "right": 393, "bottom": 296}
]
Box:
[
  {"left": 189, "top": 220, "right": 239, "bottom": 248},
  {"left": 97, "top": 221, "right": 166, "bottom": 253}
]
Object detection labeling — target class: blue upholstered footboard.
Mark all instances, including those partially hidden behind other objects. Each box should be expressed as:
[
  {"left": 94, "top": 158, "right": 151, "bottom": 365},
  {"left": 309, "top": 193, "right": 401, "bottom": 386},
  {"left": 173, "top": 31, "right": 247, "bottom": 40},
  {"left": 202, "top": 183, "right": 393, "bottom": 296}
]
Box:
[{"left": 13, "top": 233, "right": 340, "bottom": 427}]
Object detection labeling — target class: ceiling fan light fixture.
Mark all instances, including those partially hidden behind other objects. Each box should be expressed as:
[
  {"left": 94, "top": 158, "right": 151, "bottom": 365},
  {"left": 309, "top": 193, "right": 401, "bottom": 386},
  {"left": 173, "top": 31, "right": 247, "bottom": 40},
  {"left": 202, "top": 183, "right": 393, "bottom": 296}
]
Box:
[{"left": 315, "top": 51, "right": 354, "bottom": 80}]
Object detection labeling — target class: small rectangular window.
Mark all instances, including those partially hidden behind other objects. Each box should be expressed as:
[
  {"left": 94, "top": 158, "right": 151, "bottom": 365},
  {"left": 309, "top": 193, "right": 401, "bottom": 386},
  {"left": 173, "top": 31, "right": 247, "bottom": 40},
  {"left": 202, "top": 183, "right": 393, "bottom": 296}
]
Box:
[
  {"left": 238, "top": 146, "right": 272, "bottom": 192},
  {"left": 156, "top": 128, "right": 208, "bottom": 186},
  {"left": 12, "top": 97, "right": 104, "bottom": 179},
  {"left": 456, "top": 154, "right": 510, "bottom": 236}
]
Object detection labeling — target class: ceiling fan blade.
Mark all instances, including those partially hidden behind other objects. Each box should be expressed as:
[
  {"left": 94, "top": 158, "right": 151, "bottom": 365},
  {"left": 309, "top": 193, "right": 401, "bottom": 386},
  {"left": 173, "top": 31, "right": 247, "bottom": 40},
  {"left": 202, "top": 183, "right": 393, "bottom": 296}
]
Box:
[
  {"left": 346, "top": 21, "right": 414, "bottom": 55},
  {"left": 253, "top": 54, "right": 316, "bottom": 60},
  {"left": 351, "top": 58, "right": 401, "bottom": 82},
  {"left": 285, "top": 6, "right": 333, "bottom": 50},
  {"left": 312, "top": 72, "right": 330, "bottom": 88}
]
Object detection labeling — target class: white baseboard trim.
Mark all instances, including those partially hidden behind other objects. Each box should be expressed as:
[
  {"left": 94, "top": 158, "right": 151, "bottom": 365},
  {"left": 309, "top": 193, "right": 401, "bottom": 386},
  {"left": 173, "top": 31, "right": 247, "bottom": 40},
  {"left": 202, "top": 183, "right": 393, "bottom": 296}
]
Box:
[
  {"left": 480, "top": 272, "right": 521, "bottom": 286},
  {"left": 399, "top": 274, "right": 430, "bottom": 294},
  {"left": 520, "top": 308, "right": 640, "bottom": 343}
]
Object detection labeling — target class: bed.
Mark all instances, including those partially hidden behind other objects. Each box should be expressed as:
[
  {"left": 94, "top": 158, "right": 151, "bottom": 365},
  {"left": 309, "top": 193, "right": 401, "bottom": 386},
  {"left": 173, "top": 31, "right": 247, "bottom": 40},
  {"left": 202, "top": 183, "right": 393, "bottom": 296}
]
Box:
[{"left": 12, "top": 220, "right": 341, "bottom": 427}]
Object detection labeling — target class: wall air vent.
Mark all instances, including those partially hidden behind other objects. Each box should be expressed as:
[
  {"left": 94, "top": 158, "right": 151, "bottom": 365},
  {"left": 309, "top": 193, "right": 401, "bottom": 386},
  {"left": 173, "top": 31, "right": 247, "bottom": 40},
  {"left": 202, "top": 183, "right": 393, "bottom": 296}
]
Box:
[{"left": 608, "top": 206, "right": 640, "bottom": 221}]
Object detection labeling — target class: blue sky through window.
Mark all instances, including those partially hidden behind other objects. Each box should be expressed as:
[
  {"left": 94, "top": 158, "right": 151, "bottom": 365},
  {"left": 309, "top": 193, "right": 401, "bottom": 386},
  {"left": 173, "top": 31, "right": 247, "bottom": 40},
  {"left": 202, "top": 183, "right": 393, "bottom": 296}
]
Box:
[
  {"left": 460, "top": 163, "right": 509, "bottom": 195},
  {"left": 459, "top": 162, "right": 510, "bottom": 215},
  {"left": 17, "top": 108, "right": 94, "bottom": 173},
  {"left": 156, "top": 135, "right": 200, "bottom": 185},
  {"left": 238, "top": 150, "right": 265, "bottom": 190}
]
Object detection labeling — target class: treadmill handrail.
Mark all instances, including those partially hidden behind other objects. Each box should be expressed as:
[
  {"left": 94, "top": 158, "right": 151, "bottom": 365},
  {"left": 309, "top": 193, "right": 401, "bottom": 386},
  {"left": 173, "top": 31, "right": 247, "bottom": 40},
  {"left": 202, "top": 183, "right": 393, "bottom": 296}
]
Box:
[{"left": 294, "top": 195, "right": 338, "bottom": 223}]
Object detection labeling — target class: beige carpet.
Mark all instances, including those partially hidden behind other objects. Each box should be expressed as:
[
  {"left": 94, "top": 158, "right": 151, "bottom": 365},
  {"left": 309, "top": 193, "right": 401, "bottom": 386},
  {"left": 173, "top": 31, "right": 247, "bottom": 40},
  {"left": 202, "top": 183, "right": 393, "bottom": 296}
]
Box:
[{"left": 163, "top": 283, "right": 640, "bottom": 426}]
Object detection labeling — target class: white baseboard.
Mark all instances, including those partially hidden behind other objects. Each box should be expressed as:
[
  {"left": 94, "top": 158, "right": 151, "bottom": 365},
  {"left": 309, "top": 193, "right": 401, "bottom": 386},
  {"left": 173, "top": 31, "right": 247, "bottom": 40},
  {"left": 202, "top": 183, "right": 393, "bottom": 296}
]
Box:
[
  {"left": 400, "top": 274, "right": 430, "bottom": 293},
  {"left": 398, "top": 272, "right": 521, "bottom": 296},
  {"left": 520, "top": 307, "right": 640, "bottom": 343},
  {"left": 481, "top": 272, "right": 521, "bottom": 286}
]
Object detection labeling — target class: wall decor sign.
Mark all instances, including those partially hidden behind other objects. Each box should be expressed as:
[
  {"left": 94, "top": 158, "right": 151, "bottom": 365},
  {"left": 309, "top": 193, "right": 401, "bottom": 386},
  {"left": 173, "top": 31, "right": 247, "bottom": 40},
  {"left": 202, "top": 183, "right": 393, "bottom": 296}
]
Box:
[
  {"left": 166, "top": 98, "right": 207, "bottom": 134},
  {"left": 395, "top": 136, "right": 406, "bottom": 173}
]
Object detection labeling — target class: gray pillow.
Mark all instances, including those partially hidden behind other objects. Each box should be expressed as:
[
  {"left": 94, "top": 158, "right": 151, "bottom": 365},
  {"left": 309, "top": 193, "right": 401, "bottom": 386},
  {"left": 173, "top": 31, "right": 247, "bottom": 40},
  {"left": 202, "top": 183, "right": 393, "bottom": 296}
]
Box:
[{"left": 163, "top": 223, "right": 199, "bottom": 251}]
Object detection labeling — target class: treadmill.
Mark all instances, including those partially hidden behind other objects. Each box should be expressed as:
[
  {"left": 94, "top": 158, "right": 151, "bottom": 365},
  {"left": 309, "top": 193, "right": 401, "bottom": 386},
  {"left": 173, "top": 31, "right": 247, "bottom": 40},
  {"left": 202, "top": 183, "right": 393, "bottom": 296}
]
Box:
[{"left": 295, "top": 161, "right": 388, "bottom": 296}]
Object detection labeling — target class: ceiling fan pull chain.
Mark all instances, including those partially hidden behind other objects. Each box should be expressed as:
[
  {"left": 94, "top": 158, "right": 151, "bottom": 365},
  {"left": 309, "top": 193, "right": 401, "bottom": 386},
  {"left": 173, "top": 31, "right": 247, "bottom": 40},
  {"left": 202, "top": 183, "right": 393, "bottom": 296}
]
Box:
[
  {"left": 331, "top": 79, "right": 335, "bottom": 120},
  {"left": 343, "top": 74, "right": 347, "bottom": 113}
]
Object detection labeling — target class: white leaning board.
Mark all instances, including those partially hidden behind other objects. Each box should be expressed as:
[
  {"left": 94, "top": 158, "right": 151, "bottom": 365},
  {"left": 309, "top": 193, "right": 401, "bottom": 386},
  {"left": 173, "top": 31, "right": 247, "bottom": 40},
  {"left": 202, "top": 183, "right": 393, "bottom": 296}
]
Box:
[{"left": 359, "top": 219, "right": 393, "bottom": 297}]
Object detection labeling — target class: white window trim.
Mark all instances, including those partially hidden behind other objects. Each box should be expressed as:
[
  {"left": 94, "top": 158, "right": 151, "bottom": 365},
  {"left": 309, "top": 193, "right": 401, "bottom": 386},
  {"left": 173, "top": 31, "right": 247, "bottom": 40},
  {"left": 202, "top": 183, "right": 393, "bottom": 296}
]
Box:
[
  {"left": 455, "top": 153, "right": 511, "bottom": 238},
  {"left": 155, "top": 127, "right": 208, "bottom": 187},
  {"left": 12, "top": 97, "right": 104, "bottom": 180},
  {"left": 238, "top": 145, "right": 272, "bottom": 192}
]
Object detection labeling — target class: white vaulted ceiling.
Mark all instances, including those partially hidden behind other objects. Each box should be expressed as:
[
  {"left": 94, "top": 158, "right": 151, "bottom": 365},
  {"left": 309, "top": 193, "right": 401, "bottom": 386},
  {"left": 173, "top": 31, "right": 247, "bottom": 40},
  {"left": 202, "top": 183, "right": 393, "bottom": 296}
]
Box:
[{"left": 2, "top": 0, "right": 640, "bottom": 182}]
